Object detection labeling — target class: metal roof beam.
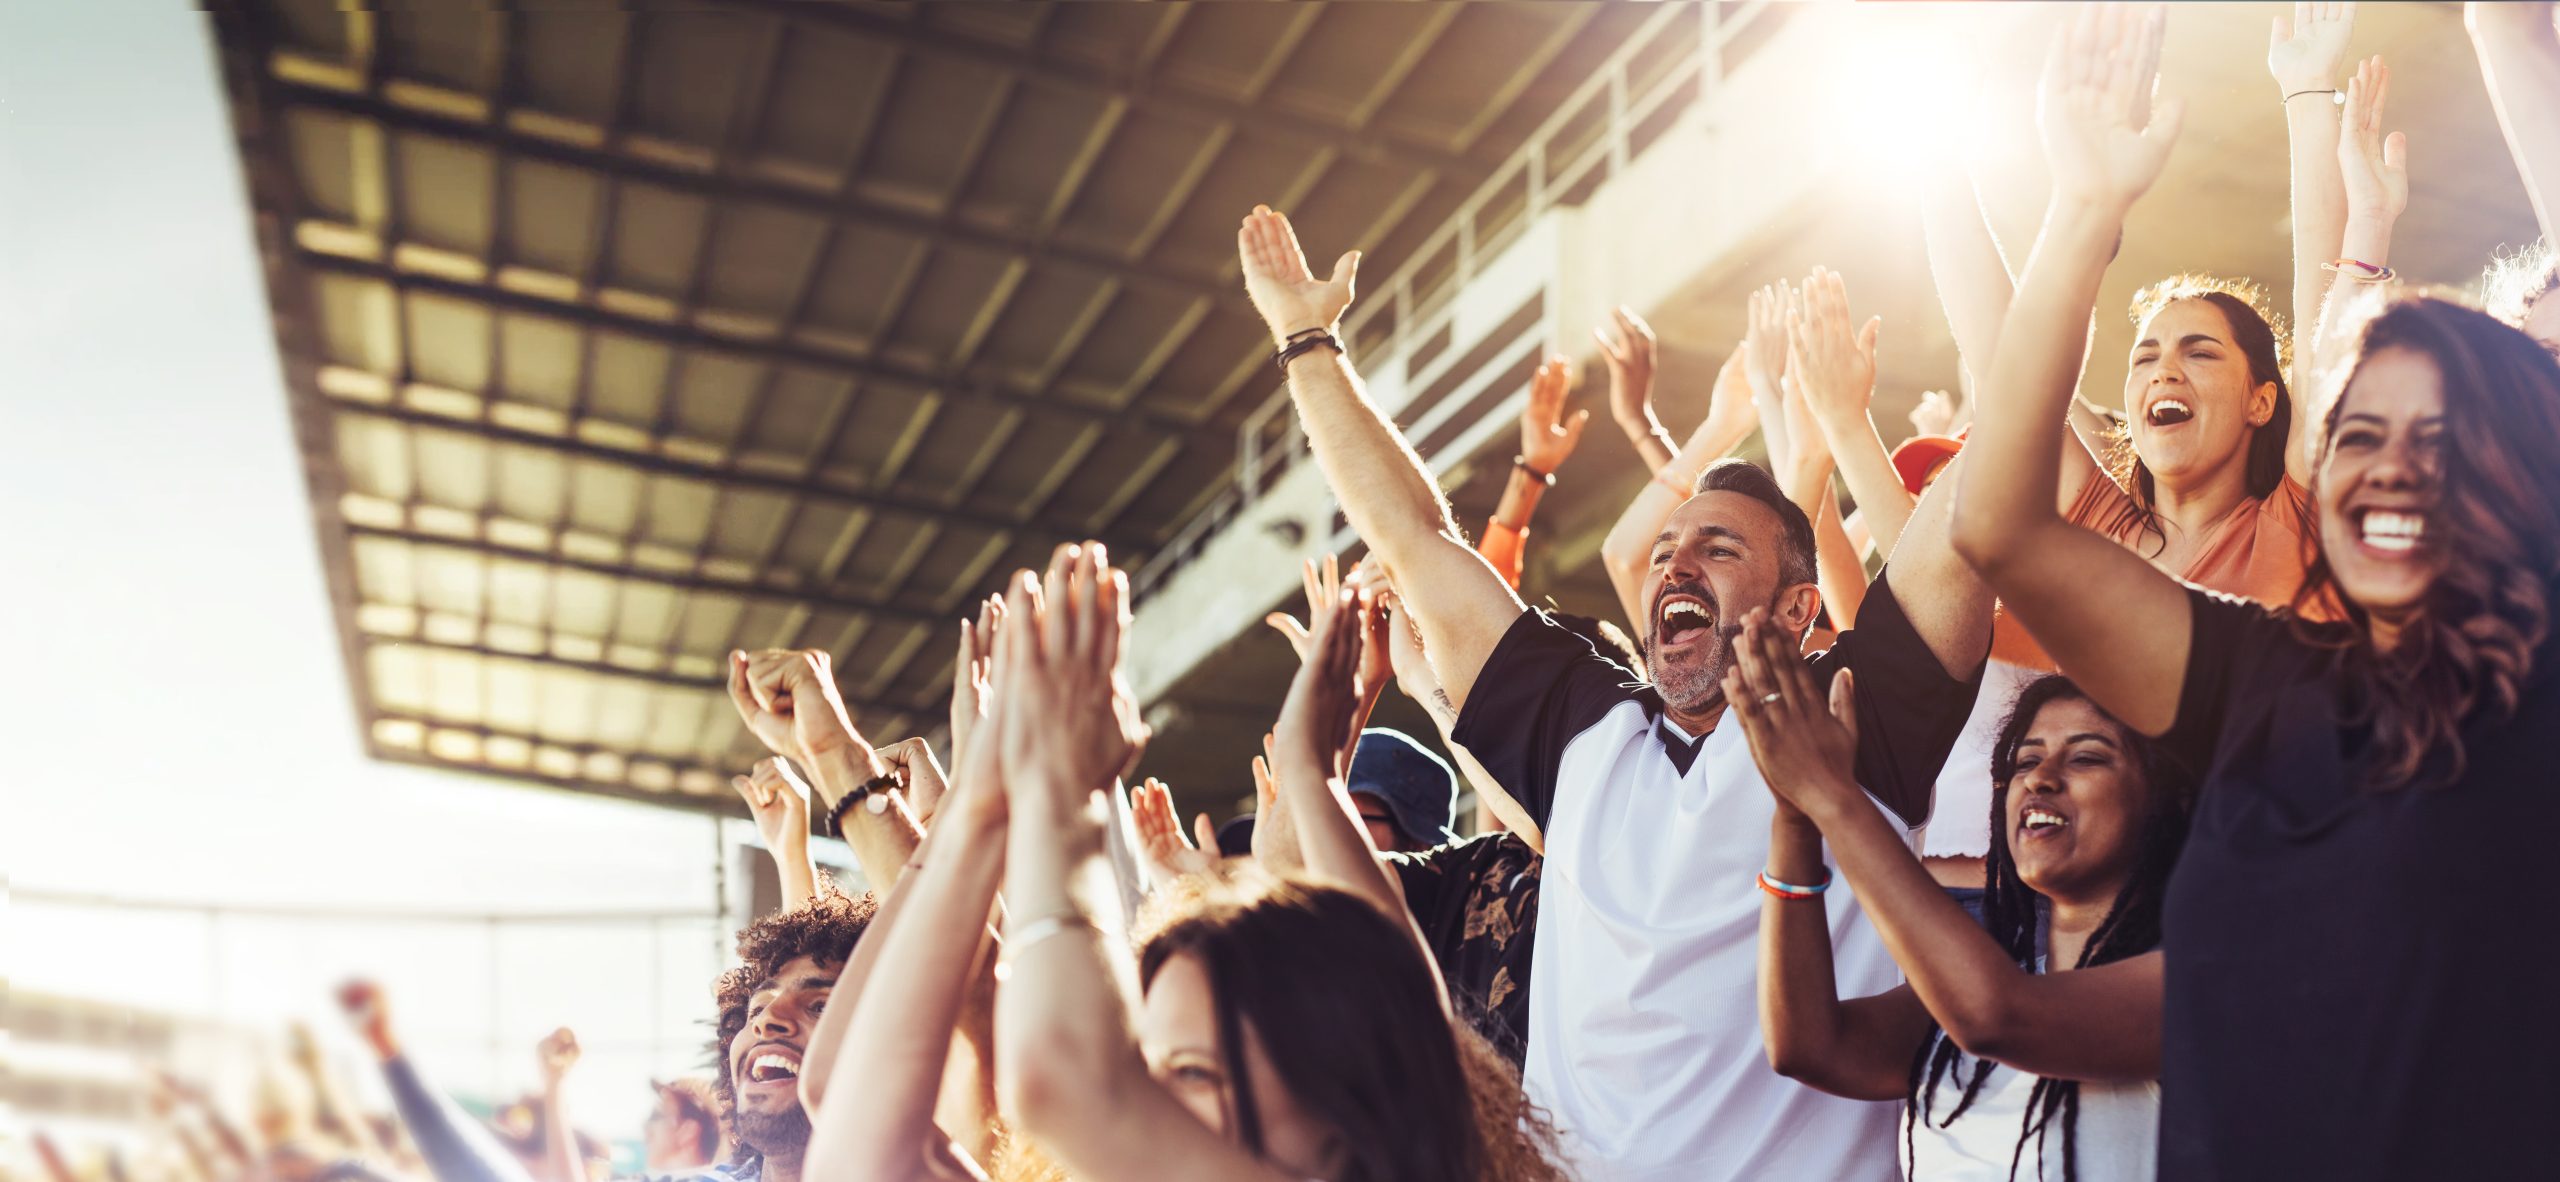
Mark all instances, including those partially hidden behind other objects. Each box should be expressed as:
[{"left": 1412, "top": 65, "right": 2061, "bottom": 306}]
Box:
[
  {"left": 321, "top": 395, "right": 1152, "bottom": 559},
  {"left": 361, "top": 633, "right": 941, "bottom": 718},
  {"left": 266, "top": 79, "right": 1244, "bottom": 311},
  {"left": 292, "top": 246, "right": 1209, "bottom": 448},
  {"left": 344, "top": 524, "right": 943, "bottom": 626},
  {"left": 719, "top": 0, "right": 1494, "bottom": 184}
]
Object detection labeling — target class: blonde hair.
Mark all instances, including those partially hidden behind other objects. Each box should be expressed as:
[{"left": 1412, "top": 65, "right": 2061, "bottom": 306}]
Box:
[{"left": 2480, "top": 239, "right": 2559, "bottom": 331}]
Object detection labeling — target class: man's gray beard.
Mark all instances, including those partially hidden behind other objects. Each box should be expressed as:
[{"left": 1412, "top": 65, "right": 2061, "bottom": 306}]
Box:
[
  {"left": 1648, "top": 631, "right": 1731, "bottom": 715},
  {"left": 733, "top": 1104, "right": 811, "bottom": 1165}
]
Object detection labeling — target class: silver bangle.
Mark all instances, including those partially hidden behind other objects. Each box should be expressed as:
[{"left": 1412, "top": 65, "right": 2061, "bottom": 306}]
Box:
[{"left": 1001, "top": 911, "right": 1095, "bottom": 964}]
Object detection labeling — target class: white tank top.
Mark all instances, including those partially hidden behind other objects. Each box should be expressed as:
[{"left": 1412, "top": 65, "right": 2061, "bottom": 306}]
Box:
[{"left": 1901, "top": 1030, "right": 2159, "bottom": 1181}]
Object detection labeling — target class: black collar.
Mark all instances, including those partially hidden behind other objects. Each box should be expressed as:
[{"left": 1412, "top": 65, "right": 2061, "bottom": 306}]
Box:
[{"left": 1655, "top": 716, "right": 1707, "bottom": 776}]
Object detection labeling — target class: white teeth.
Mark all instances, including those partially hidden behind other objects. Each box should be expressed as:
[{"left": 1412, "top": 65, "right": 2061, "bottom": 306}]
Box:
[
  {"left": 2148, "top": 398, "right": 2193, "bottom": 425},
  {"left": 2360, "top": 510, "right": 2425, "bottom": 553},
  {"left": 2022, "top": 808, "right": 2067, "bottom": 830},
  {"left": 1665, "top": 601, "right": 1705, "bottom": 618},
  {"left": 750, "top": 1053, "right": 798, "bottom": 1080}
]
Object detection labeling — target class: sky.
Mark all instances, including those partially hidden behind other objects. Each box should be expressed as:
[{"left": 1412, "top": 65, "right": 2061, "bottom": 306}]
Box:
[{"left": 1, "top": 1, "right": 773, "bottom": 1147}]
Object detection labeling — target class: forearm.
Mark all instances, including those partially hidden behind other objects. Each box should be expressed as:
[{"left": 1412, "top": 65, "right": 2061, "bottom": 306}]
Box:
[
  {"left": 806, "top": 747, "right": 923, "bottom": 891},
  {"left": 1491, "top": 466, "right": 1547, "bottom": 532},
  {"left": 1816, "top": 407, "right": 1917, "bottom": 558},
  {"left": 994, "top": 795, "right": 1154, "bottom": 1148},
  {"left": 771, "top": 836, "right": 818, "bottom": 908},
  {"left": 538, "top": 1086, "right": 577, "bottom": 1182},
  {"left": 1797, "top": 787, "right": 2047, "bottom": 1050},
  {"left": 1757, "top": 812, "right": 1904, "bottom": 1100},
  {"left": 2285, "top": 94, "right": 2351, "bottom": 388},
  {"left": 1617, "top": 408, "right": 1678, "bottom": 472},
  {"left": 1810, "top": 485, "right": 1868, "bottom": 633},
  {"left": 2470, "top": 2, "right": 2560, "bottom": 238},
  {"left": 1952, "top": 199, "right": 2121, "bottom": 571},
  {"left": 1921, "top": 165, "right": 2017, "bottom": 391},
  {"left": 380, "top": 1058, "right": 540, "bottom": 1182},
  {"left": 807, "top": 806, "right": 1006, "bottom": 1178}
]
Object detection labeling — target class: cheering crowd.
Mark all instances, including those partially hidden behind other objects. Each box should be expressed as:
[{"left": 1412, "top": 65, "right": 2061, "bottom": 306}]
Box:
[{"left": 42, "top": 4, "right": 2560, "bottom": 1181}]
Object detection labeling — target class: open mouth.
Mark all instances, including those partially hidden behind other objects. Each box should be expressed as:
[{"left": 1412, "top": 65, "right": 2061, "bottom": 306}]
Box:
[
  {"left": 743, "top": 1047, "right": 802, "bottom": 1086},
  {"left": 2353, "top": 508, "right": 2428, "bottom": 555},
  {"left": 2144, "top": 397, "right": 2194, "bottom": 427},
  {"left": 2018, "top": 806, "right": 2070, "bottom": 838},
  {"left": 1656, "top": 593, "right": 1717, "bottom": 649}
]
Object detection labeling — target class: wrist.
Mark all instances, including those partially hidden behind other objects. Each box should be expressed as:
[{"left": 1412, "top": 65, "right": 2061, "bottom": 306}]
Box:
[
  {"left": 805, "top": 743, "right": 888, "bottom": 804},
  {"left": 1268, "top": 319, "right": 1336, "bottom": 349}
]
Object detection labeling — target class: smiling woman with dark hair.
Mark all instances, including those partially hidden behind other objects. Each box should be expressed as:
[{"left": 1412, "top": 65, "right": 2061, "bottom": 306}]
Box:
[
  {"left": 1732, "top": 658, "right": 2192, "bottom": 1182},
  {"left": 1954, "top": 10, "right": 2560, "bottom": 1176}
]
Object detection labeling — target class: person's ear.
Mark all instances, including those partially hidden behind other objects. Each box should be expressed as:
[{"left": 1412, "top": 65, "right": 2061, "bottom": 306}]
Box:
[
  {"left": 1775, "top": 582, "right": 1823, "bottom": 640},
  {"left": 2248, "top": 379, "right": 2279, "bottom": 428}
]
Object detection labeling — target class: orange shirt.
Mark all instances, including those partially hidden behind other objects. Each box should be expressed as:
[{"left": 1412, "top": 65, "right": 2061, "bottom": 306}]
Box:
[
  {"left": 2065, "top": 470, "right": 2336, "bottom": 620},
  {"left": 1480, "top": 518, "right": 1526, "bottom": 589}
]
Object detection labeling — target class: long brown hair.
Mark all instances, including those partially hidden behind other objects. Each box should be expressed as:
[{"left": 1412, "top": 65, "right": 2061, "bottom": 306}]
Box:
[
  {"left": 2105, "top": 277, "right": 2294, "bottom": 552},
  {"left": 2288, "top": 297, "right": 2560, "bottom": 789},
  {"left": 1137, "top": 874, "right": 1567, "bottom": 1182}
]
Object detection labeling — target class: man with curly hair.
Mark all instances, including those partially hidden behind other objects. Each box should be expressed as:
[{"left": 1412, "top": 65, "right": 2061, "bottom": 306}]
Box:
[{"left": 680, "top": 890, "right": 874, "bottom": 1182}]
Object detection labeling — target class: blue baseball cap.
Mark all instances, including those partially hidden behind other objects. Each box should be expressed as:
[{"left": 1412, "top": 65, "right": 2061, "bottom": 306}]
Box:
[{"left": 1347, "top": 728, "right": 1460, "bottom": 847}]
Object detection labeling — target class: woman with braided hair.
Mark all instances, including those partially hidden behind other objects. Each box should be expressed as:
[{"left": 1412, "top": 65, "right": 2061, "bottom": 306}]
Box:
[{"left": 1729, "top": 609, "right": 2190, "bottom": 1180}]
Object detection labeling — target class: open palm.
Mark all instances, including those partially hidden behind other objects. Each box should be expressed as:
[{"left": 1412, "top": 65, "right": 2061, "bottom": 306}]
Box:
[
  {"left": 1238, "top": 204, "right": 1359, "bottom": 346},
  {"left": 2038, "top": 5, "right": 2183, "bottom": 213}
]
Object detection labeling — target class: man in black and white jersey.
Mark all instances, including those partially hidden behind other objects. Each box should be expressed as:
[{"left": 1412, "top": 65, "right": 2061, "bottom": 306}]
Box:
[{"left": 1236, "top": 205, "right": 1994, "bottom": 1182}]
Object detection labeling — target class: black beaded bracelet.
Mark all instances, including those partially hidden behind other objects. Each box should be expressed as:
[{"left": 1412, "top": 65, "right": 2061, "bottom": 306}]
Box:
[
  {"left": 1512, "top": 455, "right": 1556, "bottom": 486},
  {"left": 2282, "top": 87, "right": 2338, "bottom": 106},
  {"left": 1274, "top": 330, "right": 1343, "bottom": 372},
  {"left": 823, "top": 771, "right": 903, "bottom": 838}
]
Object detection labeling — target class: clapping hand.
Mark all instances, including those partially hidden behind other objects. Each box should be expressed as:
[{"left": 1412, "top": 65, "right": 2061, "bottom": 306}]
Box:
[
  {"left": 1594, "top": 307, "right": 1660, "bottom": 434},
  {"left": 1721, "top": 608, "right": 1862, "bottom": 815},
  {"left": 1519, "top": 355, "right": 1591, "bottom": 476},
  {"left": 2335, "top": 56, "right": 2407, "bottom": 224},
  {"left": 1742, "top": 281, "right": 1798, "bottom": 407},
  {"left": 1239, "top": 204, "right": 1360, "bottom": 347},
  {"left": 1272, "top": 585, "right": 1377, "bottom": 792},
  {"left": 2038, "top": 4, "right": 2182, "bottom": 215},
  {"left": 948, "top": 594, "right": 1004, "bottom": 781},
  {"left": 994, "top": 544, "right": 1151, "bottom": 809},
  {"left": 1784, "top": 267, "right": 1882, "bottom": 436},
  {"left": 1129, "top": 777, "right": 1221, "bottom": 885},
  {"left": 1909, "top": 387, "right": 1966, "bottom": 439}
]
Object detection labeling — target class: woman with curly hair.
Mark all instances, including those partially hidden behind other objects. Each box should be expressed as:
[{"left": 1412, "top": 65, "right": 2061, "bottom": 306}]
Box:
[{"left": 1955, "top": 9, "right": 2560, "bottom": 1177}]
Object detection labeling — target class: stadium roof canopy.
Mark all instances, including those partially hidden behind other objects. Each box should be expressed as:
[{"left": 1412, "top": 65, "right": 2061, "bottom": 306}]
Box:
[{"left": 206, "top": 0, "right": 1675, "bottom": 814}]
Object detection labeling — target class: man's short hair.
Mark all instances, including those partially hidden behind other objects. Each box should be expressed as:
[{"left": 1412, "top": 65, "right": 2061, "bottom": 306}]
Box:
[
  {"left": 1693, "top": 458, "right": 1818, "bottom": 589},
  {"left": 710, "top": 890, "right": 876, "bottom": 1163},
  {"left": 655, "top": 1077, "right": 724, "bottom": 1161}
]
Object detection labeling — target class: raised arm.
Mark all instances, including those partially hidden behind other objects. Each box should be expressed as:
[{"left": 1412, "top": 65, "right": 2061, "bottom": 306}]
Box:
[
  {"left": 2304, "top": 58, "right": 2411, "bottom": 439},
  {"left": 1239, "top": 206, "right": 1521, "bottom": 710},
  {"left": 1380, "top": 595, "right": 1542, "bottom": 846},
  {"left": 993, "top": 545, "right": 1296, "bottom": 1182},
  {"left": 1952, "top": 5, "right": 2194, "bottom": 737},
  {"left": 1599, "top": 349, "right": 1758, "bottom": 631},
  {"left": 735, "top": 758, "right": 818, "bottom": 908},
  {"left": 1726, "top": 614, "right": 2163, "bottom": 1082},
  {"left": 1270, "top": 587, "right": 1441, "bottom": 994},
  {"left": 802, "top": 625, "right": 1014, "bottom": 1181},
  {"left": 1787, "top": 267, "right": 1921, "bottom": 562},
  {"left": 2269, "top": 2, "right": 2362, "bottom": 483},
  {"left": 532, "top": 1030, "right": 581, "bottom": 1182},
  {"left": 2466, "top": 2, "right": 2560, "bottom": 242},
  {"left": 339, "top": 983, "right": 539, "bottom": 1182},
  {"left": 1769, "top": 327, "right": 1864, "bottom": 634},
  {"left": 730, "top": 649, "right": 924, "bottom": 889},
  {"left": 1479, "top": 357, "right": 1588, "bottom": 587},
  {"left": 1595, "top": 307, "right": 1676, "bottom": 471},
  {"left": 1921, "top": 160, "right": 2016, "bottom": 394}
]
